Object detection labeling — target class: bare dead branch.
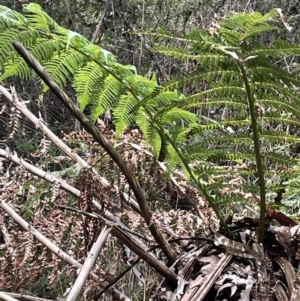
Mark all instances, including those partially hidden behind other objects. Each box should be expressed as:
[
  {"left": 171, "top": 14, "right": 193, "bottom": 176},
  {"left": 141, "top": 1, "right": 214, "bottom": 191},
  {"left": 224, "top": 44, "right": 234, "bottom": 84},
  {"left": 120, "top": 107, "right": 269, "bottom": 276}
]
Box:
[
  {"left": 1, "top": 292, "right": 55, "bottom": 301},
  {"left": 0, "top": 147, "right": 149, "bottom": 251},
  {"left": 0, "top": 292, "right": 20, "bottom": 301},
  {"left": 0, "top": 147, "right": 175, "bottom": 280},
  {"left": 0, "top": 85, "right": 141, "bottom": 214},
  {"left": 0, "top": 199, "right": 131, "bottom": 301},
  {"left": 90, "top": 0, "right": 109, "bottom": 43},
  {"left": 66, "top": 226, "right": 111, "bottom": 301}
]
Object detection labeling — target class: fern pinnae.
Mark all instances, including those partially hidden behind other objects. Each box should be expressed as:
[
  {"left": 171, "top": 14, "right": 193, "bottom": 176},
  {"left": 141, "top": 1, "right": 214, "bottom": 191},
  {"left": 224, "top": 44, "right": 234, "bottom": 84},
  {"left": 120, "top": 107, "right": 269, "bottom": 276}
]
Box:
[
  {"left": 42, "top": 50, "right": 86, "bottom": 91},
  {"left": 91, "top": 74, "right": 122, "bottom": 121},
  {"left": 259, "top": 131, "right": 300, "bottom": 144},
  {"left": 0, "top": 29, "right": 36, "bottom": 66},
  {"left": 251, "top": 39, "right": 300, "bottom": 57},
  {"left": 73, "top": 62, "right": 104, "bottom": 111},
  {"left": 0, "top": 5, "right": 27, "bottom": 26},
  {"left": 183, "top": 86, "right": 246, "bottom": 108},
  {"left": 23, "top": 3, "right": 61, "bottom": 33},
  {"left": 166, "top": 70, "right": 242, "bottom": 92},
  {"left": 129, "top": 85, "right": 162, "bottom": 114},
  {"left": 0, "top": 29, "right": 17, "bottom": 64},
  {"left": 161, "top": 107, "right": 197, "bottom": 126},
  {"left": 114, "top": 94, "right": 138, "bottom": 138},
  {"left": 165, "top": 143, "right": 185, "bottom": 176},
  {"left": 0, "top": 56, "right": 31, "bottom": 81},
  {"left": 164, "top": 72, "right": 205, "bottom": 91},
  {"left": 151, "top": 45, "right": 199, "bottom": 61},
  {"left": 136, "top": 30, "right": 194, "bottom": 43},
  {"left": 251, "top": 64, "right": 300, "bottom": 87},
  {"left": 263, "top": 152, "right": 296, "bottom": 166},
  {"left": 262, "top": 114, "right": 300, "bottom": 128},
  {"left": 219, "top": 29, "right": 241, "bottom": 46},
  {"left": 136, "top": 107, "right": 155, "bottom": 141},
  {"left": 124, "top": 74, "right": 157, "bottom": 96},
  {"left": 239, "top": 24, "right": 279, "bottom": 42},
  {"left": 188, "top": 97, "right": 248, "bottom": 111},
  {"left": 31, "top": 38, "right": 63, "bottom": 62},
  {"left": 253, "top": 82, "right": 299, "bottom": 104}
]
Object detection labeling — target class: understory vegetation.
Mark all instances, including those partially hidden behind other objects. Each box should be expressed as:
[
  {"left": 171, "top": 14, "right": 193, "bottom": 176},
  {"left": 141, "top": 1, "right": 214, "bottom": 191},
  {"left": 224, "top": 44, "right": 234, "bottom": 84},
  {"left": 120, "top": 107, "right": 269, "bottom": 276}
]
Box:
[{"left": 1, "top": 2, "right": 300, "bottom": 301}]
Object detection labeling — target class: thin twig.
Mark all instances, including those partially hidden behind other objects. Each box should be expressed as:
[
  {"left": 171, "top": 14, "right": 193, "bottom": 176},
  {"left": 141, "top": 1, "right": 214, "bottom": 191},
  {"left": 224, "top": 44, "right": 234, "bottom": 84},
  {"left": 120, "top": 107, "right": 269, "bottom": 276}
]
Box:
[{"left": 91, "top": 0, "right": 109, "bottom": 43}]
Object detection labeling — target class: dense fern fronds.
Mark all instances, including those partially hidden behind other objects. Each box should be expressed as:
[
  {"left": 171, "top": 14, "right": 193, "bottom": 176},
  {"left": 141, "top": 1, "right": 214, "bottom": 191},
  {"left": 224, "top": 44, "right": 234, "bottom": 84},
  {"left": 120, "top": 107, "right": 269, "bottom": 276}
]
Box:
[
  {"left": 0, "top": 3, "right": 122, "bottom": 112},
  {"left": 2, "top": 4, "right": 300, "bottom": 237},
  {"left": 145, "top": 9, "right": 300, "bottom": 239}
]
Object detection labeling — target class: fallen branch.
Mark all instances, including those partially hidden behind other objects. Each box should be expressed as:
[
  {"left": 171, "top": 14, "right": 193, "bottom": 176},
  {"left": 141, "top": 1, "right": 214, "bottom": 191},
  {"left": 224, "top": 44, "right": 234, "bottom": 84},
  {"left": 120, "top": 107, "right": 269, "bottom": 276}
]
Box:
[
  {"left": 66, "top": 226, "right": 111, "bottom": 301},
  {"left": 0, "top": 199, "right": 131, "bottom": 301},
  {"left": 0, "top": 148, "right": 176, "bottom": 280},
  {"left": 0, "top": 147, "right": 149, "bottom": 251},
  {"left": 0, "top": 292, "right": 20, "bottom": 301},
  {"left": 1, "top": 292, "right": 54, "bottom": 301},
  {"left": 0, "top": 85, "right": 140, "bottom": 214}
]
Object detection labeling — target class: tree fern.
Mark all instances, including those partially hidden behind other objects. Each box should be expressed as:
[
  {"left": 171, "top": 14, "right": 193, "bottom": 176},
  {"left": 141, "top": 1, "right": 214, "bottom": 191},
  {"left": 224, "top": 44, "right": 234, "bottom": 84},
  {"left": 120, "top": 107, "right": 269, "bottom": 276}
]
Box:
[
  {"left": 147, "top": 10, "right": 300, "bottom": 240},
  {"left": 2, "top": 4, "right": 300, "bottom": 239}
]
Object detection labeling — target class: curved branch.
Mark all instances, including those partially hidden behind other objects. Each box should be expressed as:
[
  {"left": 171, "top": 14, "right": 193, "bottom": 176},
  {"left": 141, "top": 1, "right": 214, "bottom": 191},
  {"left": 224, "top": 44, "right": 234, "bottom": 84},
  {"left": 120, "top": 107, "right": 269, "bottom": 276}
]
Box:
[{"left": 12, "top": 40, "right": 177, "bottom": 264}]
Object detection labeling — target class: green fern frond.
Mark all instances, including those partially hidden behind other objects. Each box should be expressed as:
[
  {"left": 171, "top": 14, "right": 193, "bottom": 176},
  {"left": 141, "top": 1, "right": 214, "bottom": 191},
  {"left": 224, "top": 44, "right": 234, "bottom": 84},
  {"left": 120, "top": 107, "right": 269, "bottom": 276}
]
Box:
[
  {"left": 219, "top": 29, "right": 241, "bottom": 46},
  {"left": 149, "top": 90, "right": 183, "bottom": 109},
  {"left": 250, "top": 62, "right": 300, "bottom": 87},
  {"left": 184, "top": 86, "right": 246, "bottom": 108},
  {"left": 262, "top": 152, "right": 296, "bottom": 166},
  {"left": 72, "top": 62, "right": 105, "bottom": 111},
  {"left": 42, "top": 50, "right": 86, "bottom": 92},
  {"left": 165, "top": 143, "right": 188, "bottom": 177},
  {"left": 239, "top": 25, "right": 279, "bottom": 42},
  {"left": 151, "top": 45, "right": 201, "bottom": 61},
  {"left": 114, "top": 94, "right": 138, "bottom": 138},
  {"left": 0, "top": 5, "right": 27, "bottom": 26},
  {"left": 0, "top": 55, "right": 31, "bottom": 81},
  {"left": 31, "top": 38, "right": 63, "bottom": 62},
  {"left": 23, "top": 3, "right": 61, "bottom": 34},
  {"left": 160, "top": 108, "right": 197, "bottom": 125},
  {"left": 0, "top": 28, "right": 39, "bottom": 65},
  {"left": 83, "top": 44, "right": 115, "bottom": 64},
  {"left": 254, "top": 82, "right": 300, "bottom": 107},
  {"left": 221, "top": 10, "right": 278, "bottom": 30},
  {"left": 3, "top": 4, "right": 300, "bottom": 238},
  {"left": 124, "top": 74, "right": 157, "bottom": 97},
  {"left": 185, "top": 29, "right": 212, "bottom": 43},
  {"left": 0, "top": 29, "right": 20, "bottom": 66},
  {"left": 260, "top": 131, "right": 300, "bottom": 144},
  {"left": 166, "top": 70, "right": 242, "bottom": 91},
  {"left": 251, "top": 39, "right": 300, "bottom": 57},
  {"left": 91, "top": 74, "right": 123, "bottom": 121},
  {"left": 136, "top": 107, "right": 162, "bottom": 156}
]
